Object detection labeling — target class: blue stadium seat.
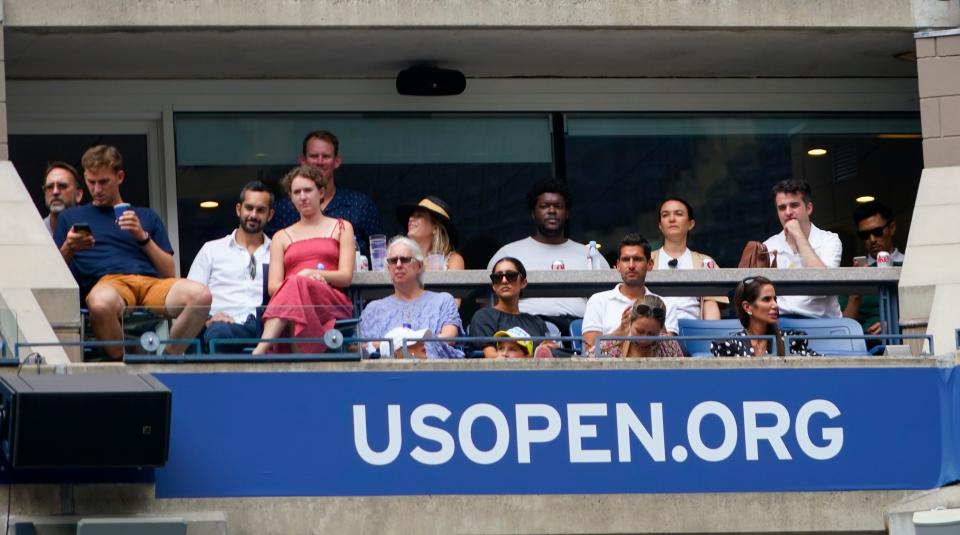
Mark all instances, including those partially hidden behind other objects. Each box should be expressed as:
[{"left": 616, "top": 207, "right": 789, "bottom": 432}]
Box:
[
  {"left": 569, "top": 319, "right": 583, "bottom": 352},
  {"left": 777, "top": 317, "right": 869, "bottom": 356},
  {"left": 676, "top": 319, "right": 743, "bottom": 357}
]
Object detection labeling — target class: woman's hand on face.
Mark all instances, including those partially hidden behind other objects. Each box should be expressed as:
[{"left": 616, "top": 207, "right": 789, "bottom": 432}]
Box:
[{"left": 613, "top": 305, "right": 633, "bottom": 335}]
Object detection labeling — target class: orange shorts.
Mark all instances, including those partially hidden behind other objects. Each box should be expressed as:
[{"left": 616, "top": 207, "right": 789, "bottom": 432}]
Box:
[{"left": 92, "top": 274, "right": 178, "bottom": 310}]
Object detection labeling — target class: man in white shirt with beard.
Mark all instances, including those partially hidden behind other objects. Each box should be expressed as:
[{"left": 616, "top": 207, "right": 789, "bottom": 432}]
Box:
[{"left": 188, "top": 181, "right": 275, "bottom": 352}]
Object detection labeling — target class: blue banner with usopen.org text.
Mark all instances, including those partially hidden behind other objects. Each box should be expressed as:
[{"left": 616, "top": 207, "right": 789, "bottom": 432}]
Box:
[{"left": 153, "top": 367, "right": 960, "bottom": 498}]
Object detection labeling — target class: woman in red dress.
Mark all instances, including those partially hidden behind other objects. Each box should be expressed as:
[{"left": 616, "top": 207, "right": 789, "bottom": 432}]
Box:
[{"left": 252, "top": 165, "right": 355, "bottom": 354}]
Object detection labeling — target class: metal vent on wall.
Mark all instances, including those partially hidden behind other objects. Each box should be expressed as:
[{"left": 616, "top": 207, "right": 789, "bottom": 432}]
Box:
[{"left": 832, "top": 144, "right": 858, "bottom": 183}]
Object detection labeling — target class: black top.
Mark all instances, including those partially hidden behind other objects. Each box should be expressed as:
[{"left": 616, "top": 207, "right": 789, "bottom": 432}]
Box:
[
  {"left": 710, "top": 329, "right": 820, "bottom": 357},
  {"left": 468, "top": 308, "right": 548, "bottom": 348}
]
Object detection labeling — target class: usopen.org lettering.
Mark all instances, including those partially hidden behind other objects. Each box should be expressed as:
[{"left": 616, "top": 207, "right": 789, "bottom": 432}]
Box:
[{"left": 351, "top": 400, "right": 843, "bottom": 466}]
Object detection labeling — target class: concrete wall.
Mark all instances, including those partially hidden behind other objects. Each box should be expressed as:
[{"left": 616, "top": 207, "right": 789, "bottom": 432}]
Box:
[
  {"left": 4, "top": 0, "right": 959, "bottom": 29},
  {"left": 0, "top": 162, "right": 80, "bottom": 364},
  {"left": 902, "top": 29, "right": 960, "bottom": 355}
]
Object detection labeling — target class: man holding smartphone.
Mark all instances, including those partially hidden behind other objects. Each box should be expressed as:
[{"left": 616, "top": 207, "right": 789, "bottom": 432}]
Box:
[
  {"left": 842, "top": 200, "right": 903, "bottom": 337},
  {"left": 54, "top": 145, "right": 211, "bottom": 360}
]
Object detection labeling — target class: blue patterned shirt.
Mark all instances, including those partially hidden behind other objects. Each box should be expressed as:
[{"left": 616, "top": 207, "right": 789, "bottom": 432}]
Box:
[{"left": 267, "top": 186, "right": 384, "bottom": 256}]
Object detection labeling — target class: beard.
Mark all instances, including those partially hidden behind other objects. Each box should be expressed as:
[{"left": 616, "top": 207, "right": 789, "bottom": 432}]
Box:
[
  {"left": 240, "top": 218, "right": 264, "bottom": 234},
  {"left": 48, "top": 202, "right": 66, "bottom": 214}
]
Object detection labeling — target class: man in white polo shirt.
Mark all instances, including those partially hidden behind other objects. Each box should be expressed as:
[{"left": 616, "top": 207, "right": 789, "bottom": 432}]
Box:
[
  {"left": 582, "top": 234, "right": 678, "bottom": 354},
  {"left": 763, "top": 179, "right": 842, "bottom": 318},
  {"left": 188, "top": 181, "right": 274, "bottom": 351}
]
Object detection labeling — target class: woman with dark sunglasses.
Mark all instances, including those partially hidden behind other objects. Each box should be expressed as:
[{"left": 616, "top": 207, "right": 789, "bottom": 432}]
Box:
[
  {"left": 596, "top": 295, "right": 683, "bottom": 357},
  {"left": 469, "top": 257, "right": 555, "bottom": 358},
  {"left": 359, "top": 236, "right": 464, "bottom": 358},
  {"left": 711, "top": 276, "right": 819, "bottom": 357}
]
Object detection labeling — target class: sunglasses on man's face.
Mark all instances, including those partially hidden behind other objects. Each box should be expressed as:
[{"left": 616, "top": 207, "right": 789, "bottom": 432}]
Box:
[
  {"left": 856, "top": 223, "right": 889, "bottom": 241},
  {"left": 490, "top": 271, "right": 522, "bottom": 284},
  {"left": 386, "top": 256, "right": 416, "bottom": 266}
]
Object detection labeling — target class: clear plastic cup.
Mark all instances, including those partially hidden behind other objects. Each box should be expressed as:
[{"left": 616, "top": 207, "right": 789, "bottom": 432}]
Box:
[
  {"left": 426, "top": 253, "right": 446, "bottom": 271},
  {"left": 369, "top": 234, "right": 387, "bottom": 271}
]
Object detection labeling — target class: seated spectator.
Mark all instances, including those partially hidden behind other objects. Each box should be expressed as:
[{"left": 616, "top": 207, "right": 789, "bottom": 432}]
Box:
[
  {"left": 487, "top": 179, "right": 609, "bottom": 333},
  {"left": 841, "top": 200, "right": 903, "bottom": 337},
  {"left": 494, "top": 327, "right": 535, "bottom": 358},
  {"left": 54, "top": 145, "right": 211, "bottom": 360},
  {"left": 359, "top": 236, "right": 463, "bottom": 358},
  {"left": 651, "top": 197, "right": 726, "bottom": 323},
  {"left": 187, "top": 181, "right": 274, "bottom": 352},
  {"left": 397, "top": 196, "right": 464, "bottom": 270},
  {"left": 711, "top": 276, "right": 819, "bottom": 357},
  {"left": 42, "top": 161, "right": 83, "bottom": 236},
  {"left": 763, "top": 179, "right": 842, "bottom": 318},
  {"left": 583, "top": 233, "right": 678, "bottom": 355},
  {"left": 252, "top": 165, "right": 355, "bottom": 355},
  {"left": 596, "top": 295, "right": 683, "bottom": 358},
  {"left": 469, "top": 257, "right": 556, "bottom": 358}
]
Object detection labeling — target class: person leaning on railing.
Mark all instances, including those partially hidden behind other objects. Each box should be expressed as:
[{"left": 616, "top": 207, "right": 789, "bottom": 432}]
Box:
[
  {"left": 711, "top": 276, "right": 819, "bottom": 357},
  {"left": 596, "top": 295, "right": 683, "bottom": 358}
]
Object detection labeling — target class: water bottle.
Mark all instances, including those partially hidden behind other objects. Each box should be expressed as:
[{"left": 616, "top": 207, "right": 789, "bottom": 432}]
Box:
[{"left": 586, "top": 240, "right": 600, "bottom": 270}]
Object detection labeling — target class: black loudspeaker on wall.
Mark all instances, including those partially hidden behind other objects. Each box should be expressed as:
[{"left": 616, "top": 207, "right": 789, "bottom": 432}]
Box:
[
  {"left": 0, "top": 374, "right": 171, "bottom": 468},
  {"left": 396, "top": 66, "right": 467, "bottom": 96}
]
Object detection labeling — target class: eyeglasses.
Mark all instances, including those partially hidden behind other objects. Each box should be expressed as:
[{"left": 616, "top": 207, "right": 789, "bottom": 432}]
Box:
[
  {"left": 632, "top": 303, "right": 666, "bottom": 320},
  {"left": 667, "top": 258, "right": 679, "bottom": 269},
  {"left": 43, "top": 182, "right": 72, "bottom": 192},
  {"left": 386, "top": 256, "right": 416, "bottom": 266},
  {"left": 248, "top": 255, "right": 257, "bottom": 280},
  {"left": 856, "top": 223, "right": 889, "bottom": 240},
  {"left": 489, "top": 271, "right": 522, "bottom": 283}
]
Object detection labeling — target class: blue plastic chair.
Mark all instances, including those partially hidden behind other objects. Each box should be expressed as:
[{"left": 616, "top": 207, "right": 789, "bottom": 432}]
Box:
[
  {"left": 777, "top": 317, "right": 869, "bottom": 356},
  {"left": 569, "top": 319, "right": 583, "bottom": 352},
  {"left": 676, "top": 319, "right": 743, "bottom": 357}
]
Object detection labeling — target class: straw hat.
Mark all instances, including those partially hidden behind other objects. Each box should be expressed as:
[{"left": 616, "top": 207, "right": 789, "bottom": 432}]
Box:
[{"left": 396, "top": 196, "right": 459, "bottom": 246}]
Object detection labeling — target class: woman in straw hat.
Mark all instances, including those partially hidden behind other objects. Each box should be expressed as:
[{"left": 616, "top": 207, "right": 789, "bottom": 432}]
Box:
[{"left": 397, "top": 196, "right": 465, "bottom": 271}]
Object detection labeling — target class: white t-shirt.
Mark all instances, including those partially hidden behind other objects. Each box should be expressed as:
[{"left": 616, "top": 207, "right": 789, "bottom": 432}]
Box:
[
  {"left": 654, "top": 248, "right": 700, "bottom": 324},
  {"left": 487, "top": 236, "right": 611, "bottom": 317},
  {"left": 582, "top": 284, "right": 679, "bottom": 338},
  {"left": 763, "top": 223, "right": 842, "bottom": 318},
  {"left": 187, "top": 230, "right": 271, "bottom": 323}
]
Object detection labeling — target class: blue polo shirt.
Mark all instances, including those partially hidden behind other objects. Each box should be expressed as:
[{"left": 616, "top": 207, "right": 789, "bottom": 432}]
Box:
[
  {"left": 53, "top": 204, "right": 174, "bottom": 293},
  {"left": 266, "top": 186, "right": 383, "bottom": 256}
]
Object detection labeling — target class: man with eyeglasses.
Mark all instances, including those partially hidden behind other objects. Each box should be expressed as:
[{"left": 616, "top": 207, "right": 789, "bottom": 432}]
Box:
[
  {"left": 42, "top": 161, "right": 83, "bottom": 235},
  {"left": 188, "top": 181, "right": 275, "bottom": 352},
  {"left": 582, "top": 234, "right": 679, "bottom": 354},
  {"left": 841, "top": 200, "right": 903, "bottom": 337},
  {"left": 762, "top": 179, "right": 842, "bottom": 318}
]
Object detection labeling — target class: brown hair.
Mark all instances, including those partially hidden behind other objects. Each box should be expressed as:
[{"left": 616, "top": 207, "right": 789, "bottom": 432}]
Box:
[
  {"left": 301, "top": 130, "right": 340, "bottom": 157},
  {"left": 44, "top": 161, "right": 80, "bottom": 188},
  {"left": 733, "top": 276, "right": 785, "bottom": 356},
  {"left": 81, "top": 145, "right": 123, "bottom": 173},
  {"left": 280, "top": 165, "right": 327, "bottom": 195}
]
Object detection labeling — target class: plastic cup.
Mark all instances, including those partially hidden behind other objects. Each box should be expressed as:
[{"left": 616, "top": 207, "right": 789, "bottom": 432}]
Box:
[
  {"left": 369, "top": 234, "right": 387, "bottom": 271},
  {"left": 113, "top": 202, "right": 132, "bottom": 220}
]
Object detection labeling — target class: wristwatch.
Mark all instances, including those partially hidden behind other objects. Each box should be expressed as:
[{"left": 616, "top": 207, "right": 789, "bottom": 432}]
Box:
[{"left": 136, "top": 233, "right": 151, "bottom": 246}]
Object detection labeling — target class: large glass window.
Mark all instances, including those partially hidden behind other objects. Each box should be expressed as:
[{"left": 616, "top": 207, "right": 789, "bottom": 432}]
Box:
[
  {"left": 174, "top": 113, "right": 554, "bottom": 273},
  {"left": 564, "top": 114, "right": 922, "bottom": 266}
]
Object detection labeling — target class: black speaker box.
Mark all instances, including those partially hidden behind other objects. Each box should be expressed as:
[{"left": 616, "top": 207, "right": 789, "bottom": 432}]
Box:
[
  {"left": 0, "top": 374, "right": 171, "bottom": 468},
  {"left": 396, "top": 67, "right": 466, "bottom": 96}
]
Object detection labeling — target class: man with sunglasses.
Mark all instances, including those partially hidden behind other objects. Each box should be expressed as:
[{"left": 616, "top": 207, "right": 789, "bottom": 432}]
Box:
[
  {"left": 762, "top": 179, "right": 842, "bottom": 318},
  {"left": 187, "top": 181, "right": 275, "bottom": 352},
  {"left": 582, "top": 234, "right": 679, "bottom": 354},
  {"left": 42, "top": 161, "right": 84, "bottom": 235},
  {"left": 841, "top": 200, "right": 903, "bottom": 337}
]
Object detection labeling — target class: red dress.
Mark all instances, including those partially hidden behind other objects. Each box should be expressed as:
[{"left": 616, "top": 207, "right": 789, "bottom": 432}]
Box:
[{"left": 262, "top": 224, "right": 353, "bottom": 353}]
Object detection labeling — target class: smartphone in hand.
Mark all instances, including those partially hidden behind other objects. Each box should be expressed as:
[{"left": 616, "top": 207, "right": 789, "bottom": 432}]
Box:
[
  {"left": 73, "top": 223, "right": 93, "bottom": 236},
  {"left": 852, "top": 255, "right": 867, "bottom": 267}
]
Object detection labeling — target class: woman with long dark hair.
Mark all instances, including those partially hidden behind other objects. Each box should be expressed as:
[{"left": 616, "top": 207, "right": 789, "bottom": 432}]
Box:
[{"left": 711, "top": 276, "right": 818, "bottom": 357}]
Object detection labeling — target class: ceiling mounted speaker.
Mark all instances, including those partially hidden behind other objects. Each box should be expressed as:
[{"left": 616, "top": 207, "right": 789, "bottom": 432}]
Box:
[{"left": 396, "top": 67, "right": 466, "bottom": 96}]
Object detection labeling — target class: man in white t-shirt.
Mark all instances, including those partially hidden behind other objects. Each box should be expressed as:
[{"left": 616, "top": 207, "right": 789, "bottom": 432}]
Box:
[
  {"left": 487, "top": 179, "right": 610, "bottom": 332},
  {"left": 762, "top": 179, "right": 842, "bottom": 318},
  {"left": 582, "top": 234, "right": 678, "bottom": 353},
  {"left": 188, "top": 181, "right": 274, "bottom": 351}
]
